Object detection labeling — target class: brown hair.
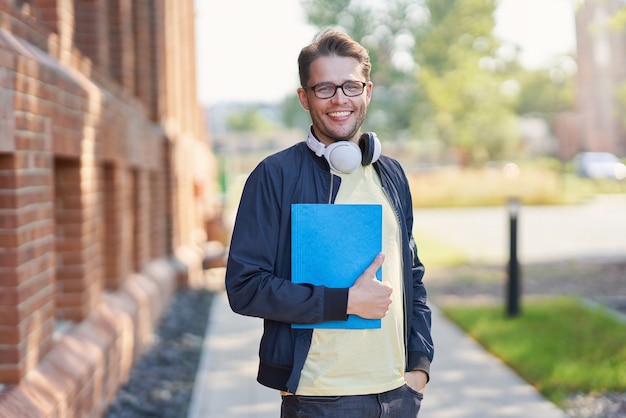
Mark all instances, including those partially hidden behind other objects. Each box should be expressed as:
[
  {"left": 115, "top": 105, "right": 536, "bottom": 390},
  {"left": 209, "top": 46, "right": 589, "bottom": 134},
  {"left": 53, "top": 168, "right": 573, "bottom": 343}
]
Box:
[{"left": 298, "top": 29, "right": 371, "bottom": 88}]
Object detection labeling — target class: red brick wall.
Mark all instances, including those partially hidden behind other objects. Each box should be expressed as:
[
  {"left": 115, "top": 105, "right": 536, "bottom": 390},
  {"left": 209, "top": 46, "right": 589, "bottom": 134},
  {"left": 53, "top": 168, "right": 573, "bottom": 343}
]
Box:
[
  {"left": 0, "top": 0, "right": 214, "bottom": 415},
  {"left": 575, "top": 0, "right": 626, "bottom": 155}
]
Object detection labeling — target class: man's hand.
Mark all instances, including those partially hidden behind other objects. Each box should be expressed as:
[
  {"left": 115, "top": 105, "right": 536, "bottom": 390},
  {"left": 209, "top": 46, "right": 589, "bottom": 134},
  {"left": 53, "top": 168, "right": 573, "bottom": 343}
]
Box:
[
  {"left": 347, "top": 253, "right": 392, "bottom": 319},
  {"left": 405, "top": 370, "right": 428, "bottom": 394}
]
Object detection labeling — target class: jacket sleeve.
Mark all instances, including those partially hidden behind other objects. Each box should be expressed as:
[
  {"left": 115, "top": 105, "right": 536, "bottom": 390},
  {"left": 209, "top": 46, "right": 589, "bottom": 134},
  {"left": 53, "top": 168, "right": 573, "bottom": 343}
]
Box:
[
  {"left": 225, "top": 158, "right": 349, "bottom": 324},
  {"left": 400, "top": 166, "right": 434, "bottom": 378}
]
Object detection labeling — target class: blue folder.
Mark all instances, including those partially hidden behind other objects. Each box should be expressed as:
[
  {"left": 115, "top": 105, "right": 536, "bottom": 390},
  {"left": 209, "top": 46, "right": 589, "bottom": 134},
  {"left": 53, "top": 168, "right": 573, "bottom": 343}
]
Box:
[{"left": 291, "top": 203, "right": 382, "bottom": 329}]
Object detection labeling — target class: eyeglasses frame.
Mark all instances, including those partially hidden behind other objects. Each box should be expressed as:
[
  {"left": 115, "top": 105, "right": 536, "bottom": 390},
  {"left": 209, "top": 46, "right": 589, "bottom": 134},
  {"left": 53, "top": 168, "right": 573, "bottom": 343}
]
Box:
[{"left": 304, "top": 80, "right": 368, "bottom": 99}]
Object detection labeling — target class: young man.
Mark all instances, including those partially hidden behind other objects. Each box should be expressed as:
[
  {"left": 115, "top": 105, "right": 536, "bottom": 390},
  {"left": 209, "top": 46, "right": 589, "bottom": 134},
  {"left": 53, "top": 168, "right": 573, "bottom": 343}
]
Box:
[{"left": 225, "top": 29, "right": 434, "bottom": 417}]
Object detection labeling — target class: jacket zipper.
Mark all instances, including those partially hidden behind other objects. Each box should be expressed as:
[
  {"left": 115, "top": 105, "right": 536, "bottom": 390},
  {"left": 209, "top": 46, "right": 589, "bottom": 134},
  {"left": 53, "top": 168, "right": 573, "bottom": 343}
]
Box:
[{"left": 328, "top": 172, "right": 334, "bottom": 203}]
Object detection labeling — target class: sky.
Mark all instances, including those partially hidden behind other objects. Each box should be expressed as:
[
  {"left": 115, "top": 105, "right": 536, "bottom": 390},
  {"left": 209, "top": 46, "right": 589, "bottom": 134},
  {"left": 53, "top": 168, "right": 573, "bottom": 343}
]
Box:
[{"left": 195, "top": 0, "right": 577, "bottom": 106}]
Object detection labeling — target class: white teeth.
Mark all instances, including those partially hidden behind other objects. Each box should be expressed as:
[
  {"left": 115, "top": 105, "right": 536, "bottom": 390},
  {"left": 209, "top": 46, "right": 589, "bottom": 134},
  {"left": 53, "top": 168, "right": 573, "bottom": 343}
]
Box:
[{"left": 329, "top": 111, "right": 351, "bottom": 117}]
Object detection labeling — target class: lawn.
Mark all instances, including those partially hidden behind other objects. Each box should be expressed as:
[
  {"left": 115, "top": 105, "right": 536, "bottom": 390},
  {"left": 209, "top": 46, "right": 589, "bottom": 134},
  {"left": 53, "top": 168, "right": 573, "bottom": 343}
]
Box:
[{"left": 441, "top": 296, "right": 626, "bottom": 405}]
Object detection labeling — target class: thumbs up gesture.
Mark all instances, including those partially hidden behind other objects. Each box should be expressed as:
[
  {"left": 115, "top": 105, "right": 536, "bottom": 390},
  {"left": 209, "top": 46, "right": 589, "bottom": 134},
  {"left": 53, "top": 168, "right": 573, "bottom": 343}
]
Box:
[{"left": 346, "top": 253, "right": 392, "bottom": 319}]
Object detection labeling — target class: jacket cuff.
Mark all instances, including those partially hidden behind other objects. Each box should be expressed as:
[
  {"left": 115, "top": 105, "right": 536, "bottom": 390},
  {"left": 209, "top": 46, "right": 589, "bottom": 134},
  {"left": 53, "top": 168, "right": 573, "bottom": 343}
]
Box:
[
  {"left": 323, "top": 287, "right": 349, "bottom": 321},
  {"left": 407, "top": 352, "right": 431, "bottom": 382}
]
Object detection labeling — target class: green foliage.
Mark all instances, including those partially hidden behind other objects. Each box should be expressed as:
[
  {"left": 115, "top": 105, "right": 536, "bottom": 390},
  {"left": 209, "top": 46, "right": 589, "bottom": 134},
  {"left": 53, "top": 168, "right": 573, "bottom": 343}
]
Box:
[
  {"left": 414, "top": 0, "right": 498, "bottom": 74},
  {"left": 442, "top": 297, "right": 626, "bottom": 404},
  {"left": 513, "top": 66, "right": 575, "bottom": 116},
  {"left": 607, "top": 4, "right": 626, "bottom": 29},
  {"left": 226, "top": 106, "right": 280, "bottom": 133},
  {"left": 282, "top": 95, "right": 311, "bottom": 131},
  {"left": 415, "top": 0, "right": 520, "bottom": 164},
  {"left": 301, "top": 0, "right": 351, "bottom": 29}
]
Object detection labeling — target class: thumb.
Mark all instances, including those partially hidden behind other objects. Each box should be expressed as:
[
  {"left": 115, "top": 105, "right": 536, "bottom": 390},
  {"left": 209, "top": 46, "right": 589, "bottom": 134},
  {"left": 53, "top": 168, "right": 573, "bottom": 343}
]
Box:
[{"left": 357, "top": 253, "right": 384, "bottom": 282}]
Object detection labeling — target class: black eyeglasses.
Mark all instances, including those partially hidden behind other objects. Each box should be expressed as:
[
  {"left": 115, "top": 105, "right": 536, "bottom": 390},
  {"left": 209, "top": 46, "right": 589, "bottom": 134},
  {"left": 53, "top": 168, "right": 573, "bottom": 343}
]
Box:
[{"left": 305, "top": 81, "right": 367, "bottom": 99}]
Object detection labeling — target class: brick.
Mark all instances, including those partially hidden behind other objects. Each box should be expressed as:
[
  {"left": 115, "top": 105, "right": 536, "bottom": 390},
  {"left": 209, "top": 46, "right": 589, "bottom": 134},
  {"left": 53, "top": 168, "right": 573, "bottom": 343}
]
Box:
[
  {"left": 0, "top": 325, "right": 22, "bottom": 345},
  {"left": 0, "top": 307, "right": 19, "bottom": 326},
  {"left": 0, "top": 170, "right": 17, "bottom": 189},
  {"left": 0, "top": 231, "right": 18, "bottom": 248},
  {"left": 0, "top": 249, "right": 20, "bottom": 268},
  {"left": 0, "top": 268, "right": 20, "bottom": 286},
  {"left": 0, "top": 286, "right": 18, "bottom": 306},
  {"left": 0, "top": 345, "right": 22, "bottom": 364}
]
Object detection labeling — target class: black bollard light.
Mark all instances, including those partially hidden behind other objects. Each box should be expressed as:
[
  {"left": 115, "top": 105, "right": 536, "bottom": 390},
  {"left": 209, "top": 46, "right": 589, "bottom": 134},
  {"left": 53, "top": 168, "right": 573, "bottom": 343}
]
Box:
[{"left": 506, "top": 198, "right": 521, "bottom": 317}]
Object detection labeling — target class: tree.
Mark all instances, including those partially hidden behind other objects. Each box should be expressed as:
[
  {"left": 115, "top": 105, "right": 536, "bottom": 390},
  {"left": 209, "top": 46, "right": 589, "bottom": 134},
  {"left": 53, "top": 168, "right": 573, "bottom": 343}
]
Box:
[
  {"left": 413, "top": 0, "right": 519, "bottom": 164},
  {"left": 513, "top": 61, "right": 575, "bottom": 117}
]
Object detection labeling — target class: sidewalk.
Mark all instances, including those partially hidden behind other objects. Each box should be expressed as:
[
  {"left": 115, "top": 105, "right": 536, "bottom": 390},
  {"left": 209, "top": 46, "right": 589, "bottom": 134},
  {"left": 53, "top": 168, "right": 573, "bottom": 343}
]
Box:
[{"left": 187, "top": 290, "right": 566, "bottom": 418}]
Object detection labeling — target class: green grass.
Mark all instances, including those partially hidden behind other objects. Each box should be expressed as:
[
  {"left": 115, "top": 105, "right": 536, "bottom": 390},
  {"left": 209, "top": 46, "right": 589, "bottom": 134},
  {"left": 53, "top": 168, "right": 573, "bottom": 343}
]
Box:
[{"left": 441, "top": 296, "right": 626, "bottom": 405}]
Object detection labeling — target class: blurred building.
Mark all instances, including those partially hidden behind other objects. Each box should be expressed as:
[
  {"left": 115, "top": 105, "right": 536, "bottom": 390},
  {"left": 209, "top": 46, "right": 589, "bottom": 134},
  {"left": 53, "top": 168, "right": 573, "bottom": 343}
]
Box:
[
  {"left": 568, "top": 0, "right": 626, "bottom": 157},
  {"left": 0, "top": 0, "right": 220, "bottom": 416}
]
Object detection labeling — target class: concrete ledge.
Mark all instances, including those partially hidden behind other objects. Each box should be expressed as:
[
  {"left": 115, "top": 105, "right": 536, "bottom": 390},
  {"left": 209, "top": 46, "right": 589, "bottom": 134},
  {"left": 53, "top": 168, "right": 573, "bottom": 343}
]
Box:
[{"left": 0, "top": 256, "right": 187, "bottom": 418}]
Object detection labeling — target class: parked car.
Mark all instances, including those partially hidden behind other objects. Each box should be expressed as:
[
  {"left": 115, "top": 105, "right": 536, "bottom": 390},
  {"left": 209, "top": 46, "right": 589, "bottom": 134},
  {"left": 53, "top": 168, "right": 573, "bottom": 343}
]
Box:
[{"left": 574, "top": 152, "right": 626, "bottom": 180}]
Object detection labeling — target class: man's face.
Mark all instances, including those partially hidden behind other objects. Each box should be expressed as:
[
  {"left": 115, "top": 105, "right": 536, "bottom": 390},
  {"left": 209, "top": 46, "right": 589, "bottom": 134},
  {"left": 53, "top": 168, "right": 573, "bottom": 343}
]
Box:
[{"left": 297, "top": 55, "right": 372, "bottom": 146}]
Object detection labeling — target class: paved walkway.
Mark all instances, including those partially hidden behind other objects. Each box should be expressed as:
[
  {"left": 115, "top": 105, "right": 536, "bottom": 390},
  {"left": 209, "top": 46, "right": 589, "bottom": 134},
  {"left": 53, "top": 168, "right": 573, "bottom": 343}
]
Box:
[
  {"left": 188, "top": 290, "right": 566, "bottom": 418},
  {"left": 412, "top": 194, "right": 626, "bottom": 265}
]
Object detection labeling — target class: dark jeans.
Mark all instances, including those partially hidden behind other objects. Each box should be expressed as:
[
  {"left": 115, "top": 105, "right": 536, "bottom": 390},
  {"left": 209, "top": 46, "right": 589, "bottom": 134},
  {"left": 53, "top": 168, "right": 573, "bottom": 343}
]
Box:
[{"left": 280, "top": 384, "right": 423, "bottom": 418}]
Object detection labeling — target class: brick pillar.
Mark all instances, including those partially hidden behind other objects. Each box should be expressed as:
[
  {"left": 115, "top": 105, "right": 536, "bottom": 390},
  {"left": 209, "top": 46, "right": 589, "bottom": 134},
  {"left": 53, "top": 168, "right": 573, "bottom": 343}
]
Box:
[
  {"left": 74, "top": 0, "right": 111, "bottom": 72},
  {"left": 32, "top": 0, "right": 61, "bottom": 34},
  {"left": 133, "top": 0, "right": 153, "bottom": 108},
  {"left": 163, "top": 139, "right": 175, "bottom": 255},
  {"left": 0, "top": 51, "right": 57, "bottom": 384},
  {"left": 136, "top": 169, "right": 151, "bottom": 269},
  {"left": 148, "top": 0, "right": 165, "bottom": 122},
  {"left": 108, "top": 0, "right": 136, "bottom": 92},
  {"left": 149, "top": 170, "right": 166, "bottom": 259},
  {"left": 126, "top": 168, "right": 151, "bottom": 272},
  {"left": 33, "top": 0, "right": 75, "bottom": 53},
  {"left": 0, "top": 153, "right": 56, "bottom": 384},
  {"left": 102, "top": 163, "right": 133, "bottom": 288}
]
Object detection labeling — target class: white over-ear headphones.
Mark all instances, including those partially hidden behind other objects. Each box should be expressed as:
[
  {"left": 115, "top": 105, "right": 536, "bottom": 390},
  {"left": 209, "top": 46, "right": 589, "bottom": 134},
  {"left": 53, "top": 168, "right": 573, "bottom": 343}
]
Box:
[{"left": 306, "top": 127, "right": 381, "bottom": 173}]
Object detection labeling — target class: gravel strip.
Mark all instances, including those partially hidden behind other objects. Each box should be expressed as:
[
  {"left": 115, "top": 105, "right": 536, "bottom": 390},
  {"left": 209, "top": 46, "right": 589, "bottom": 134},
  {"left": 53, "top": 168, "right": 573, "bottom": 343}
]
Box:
[{"left": 104, "top": 288, "right": 214, "bottom": 418}]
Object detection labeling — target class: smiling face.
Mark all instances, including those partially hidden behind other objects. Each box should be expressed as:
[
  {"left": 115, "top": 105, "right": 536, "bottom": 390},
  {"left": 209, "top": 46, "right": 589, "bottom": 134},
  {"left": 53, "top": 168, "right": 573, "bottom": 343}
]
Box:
[{"left": 297, "top": 55, "right": 373, "bottom": 146}]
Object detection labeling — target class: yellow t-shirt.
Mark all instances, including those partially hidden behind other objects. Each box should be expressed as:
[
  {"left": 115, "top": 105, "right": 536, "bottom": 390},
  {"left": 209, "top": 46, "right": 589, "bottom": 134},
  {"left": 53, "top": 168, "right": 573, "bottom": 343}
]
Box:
[{"left": 296, "top": 164, "right": 406, "bottom": 396}]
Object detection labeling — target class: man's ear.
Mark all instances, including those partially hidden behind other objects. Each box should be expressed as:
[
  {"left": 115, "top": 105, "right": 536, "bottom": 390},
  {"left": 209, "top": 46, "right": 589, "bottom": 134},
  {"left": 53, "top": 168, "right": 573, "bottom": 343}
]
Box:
[
  {"left": 297, "top": 88, "right": 310, "bottom": 111},
  {"left": 365, "top": 81, "right": 373, "bottom": 105}
]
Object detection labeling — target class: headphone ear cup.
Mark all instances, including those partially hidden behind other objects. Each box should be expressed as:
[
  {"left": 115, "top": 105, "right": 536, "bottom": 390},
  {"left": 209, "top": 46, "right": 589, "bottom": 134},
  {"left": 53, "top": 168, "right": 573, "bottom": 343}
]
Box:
[
  {"left": 326, "top": 141, "right": 362, "bottom": 173},
  {"left": 359, "top": 133, "right": 381, "bottom": 165}
]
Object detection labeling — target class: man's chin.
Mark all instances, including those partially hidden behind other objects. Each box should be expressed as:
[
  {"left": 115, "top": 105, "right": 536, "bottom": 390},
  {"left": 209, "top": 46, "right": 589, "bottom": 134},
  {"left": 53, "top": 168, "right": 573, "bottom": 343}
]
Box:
[{"left": 326, "top": 127, "right": 358, "bottom": 142}]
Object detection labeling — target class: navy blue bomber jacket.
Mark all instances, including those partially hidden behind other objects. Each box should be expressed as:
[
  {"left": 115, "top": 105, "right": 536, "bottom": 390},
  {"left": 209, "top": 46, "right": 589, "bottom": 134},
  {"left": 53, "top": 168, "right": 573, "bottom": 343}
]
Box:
[{"left": 225, "top": 140, "right": 434, "bottom": 394}]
